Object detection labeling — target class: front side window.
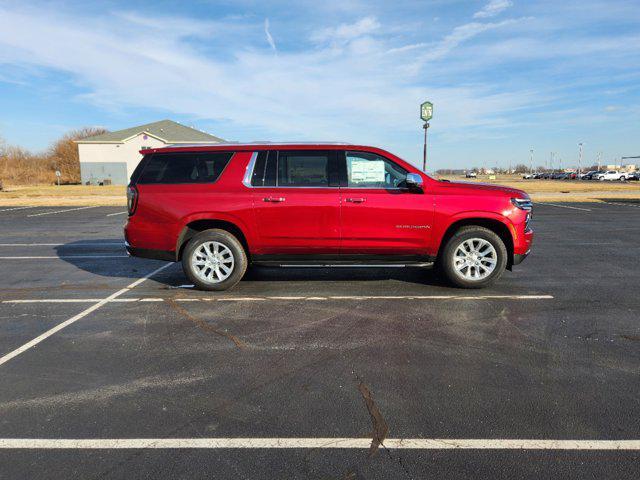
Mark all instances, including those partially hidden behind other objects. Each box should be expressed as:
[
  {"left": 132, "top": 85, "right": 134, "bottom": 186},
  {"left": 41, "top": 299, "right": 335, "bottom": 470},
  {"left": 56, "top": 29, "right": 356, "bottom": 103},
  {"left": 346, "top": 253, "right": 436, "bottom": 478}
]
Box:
[
  {"left": 345, "top": 151, "right": 408, "bottom": 188},
  {"left": 277, "top": 152, "right": 329, "bottom": 187},
  {"left": 137, "top": 152, "right": 232, "bottom": 184}
]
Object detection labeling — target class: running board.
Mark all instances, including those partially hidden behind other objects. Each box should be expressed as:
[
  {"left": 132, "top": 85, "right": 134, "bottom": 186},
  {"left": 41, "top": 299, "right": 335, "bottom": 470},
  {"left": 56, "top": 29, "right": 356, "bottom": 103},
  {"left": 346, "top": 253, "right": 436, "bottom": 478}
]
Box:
[
  {"left": 277, "top": 263, "right": 434, "bottom": 268},
  {"left": 251, "top": 254, "right": 435, "bottom": 268}
]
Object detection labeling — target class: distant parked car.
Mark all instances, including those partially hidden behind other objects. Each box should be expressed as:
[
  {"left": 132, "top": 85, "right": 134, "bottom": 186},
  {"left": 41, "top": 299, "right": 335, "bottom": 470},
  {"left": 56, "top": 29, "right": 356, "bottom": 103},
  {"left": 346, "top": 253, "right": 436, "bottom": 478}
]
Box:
[
  {"left": 580, "top": 170, "right": 596, "bottom": 180},
  {"left": 597, "top": 170, "right": 626, "bottom": 181},
  {"left": 465, "top": 172, "right": 477, "bottom": 178},
  {"left": 626, "top": 172, "right": 639, "bottom": 181},
  {"left": 585, "top": 170, "right": 604, "bottom": 180},
  {"left": 522, "top": 173, "right": 533, "bottom": 179}
]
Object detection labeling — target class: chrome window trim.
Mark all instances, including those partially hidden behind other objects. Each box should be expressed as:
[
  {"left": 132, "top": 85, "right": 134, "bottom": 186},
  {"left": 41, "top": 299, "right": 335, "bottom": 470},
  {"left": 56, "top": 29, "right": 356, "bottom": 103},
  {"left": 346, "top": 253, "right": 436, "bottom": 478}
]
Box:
[
  {"left": 242, "top": 151, "right": 259, "bottom": 188},
  {"left": 242, "top": 150, "right": 340, "bottom": 189},
  {"left": 243, "top": 149, "right": 418, "bottom": 191}
]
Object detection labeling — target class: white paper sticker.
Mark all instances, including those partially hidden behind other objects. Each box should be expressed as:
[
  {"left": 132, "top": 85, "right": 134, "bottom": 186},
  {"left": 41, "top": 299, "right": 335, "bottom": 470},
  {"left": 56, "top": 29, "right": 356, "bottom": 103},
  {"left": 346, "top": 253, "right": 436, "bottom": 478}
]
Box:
[{"left": 350, "top": 159, "right": 385, "bottom": 184}]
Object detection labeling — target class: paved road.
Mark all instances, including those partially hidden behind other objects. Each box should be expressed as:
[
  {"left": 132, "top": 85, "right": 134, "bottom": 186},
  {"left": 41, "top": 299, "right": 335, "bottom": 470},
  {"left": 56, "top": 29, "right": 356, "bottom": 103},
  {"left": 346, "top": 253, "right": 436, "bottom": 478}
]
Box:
[{"left": 0, "top": 203, "right": 639, "bottom": 479}]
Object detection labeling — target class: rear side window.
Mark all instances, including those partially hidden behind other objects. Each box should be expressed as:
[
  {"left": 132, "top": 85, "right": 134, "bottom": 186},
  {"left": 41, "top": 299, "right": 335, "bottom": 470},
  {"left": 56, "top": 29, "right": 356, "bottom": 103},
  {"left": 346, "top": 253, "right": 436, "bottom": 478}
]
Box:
[
  {"left": 137, "top": 152, "right": 233, "bottom": 184},
  {"left": 130, "top": 154, "right": 151, "bottom": 185},
  {"left": 277, "top": 151, "right": 329, "bottom": 187},
  {"left": 251, "top": 151, "right": 277, "bottom": 187}
]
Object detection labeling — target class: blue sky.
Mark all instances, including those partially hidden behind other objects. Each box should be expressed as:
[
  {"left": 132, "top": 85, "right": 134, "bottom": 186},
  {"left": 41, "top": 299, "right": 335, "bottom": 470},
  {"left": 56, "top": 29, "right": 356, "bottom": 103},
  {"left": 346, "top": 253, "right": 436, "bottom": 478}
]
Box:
[{"left": 0, "top": 0, "right": 639, "bottom": 171}]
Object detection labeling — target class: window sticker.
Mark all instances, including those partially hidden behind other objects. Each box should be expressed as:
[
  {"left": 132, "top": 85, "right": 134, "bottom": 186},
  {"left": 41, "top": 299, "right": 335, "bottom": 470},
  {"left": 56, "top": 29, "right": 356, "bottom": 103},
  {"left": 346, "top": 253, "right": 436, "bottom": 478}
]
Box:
[{"left": 349, "top": 159, "right": 385, "bottom": 184}]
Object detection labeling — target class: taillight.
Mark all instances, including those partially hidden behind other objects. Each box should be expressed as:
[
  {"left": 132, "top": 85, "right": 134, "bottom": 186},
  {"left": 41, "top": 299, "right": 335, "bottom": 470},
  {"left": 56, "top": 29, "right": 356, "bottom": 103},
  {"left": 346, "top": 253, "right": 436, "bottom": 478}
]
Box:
[{"left": 127, "top": 185, "right": 138, "bottom": 216}]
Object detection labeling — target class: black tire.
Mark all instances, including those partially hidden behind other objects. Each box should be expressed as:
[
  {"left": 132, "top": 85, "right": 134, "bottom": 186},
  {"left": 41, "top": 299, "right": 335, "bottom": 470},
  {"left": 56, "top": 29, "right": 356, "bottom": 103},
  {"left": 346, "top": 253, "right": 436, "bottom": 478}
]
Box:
[
  {"left": 181, "top": 229, "right": 248, "bottom": 291},
  {"left": 438, "top": 226, "right": 508, "bottom": 289}
]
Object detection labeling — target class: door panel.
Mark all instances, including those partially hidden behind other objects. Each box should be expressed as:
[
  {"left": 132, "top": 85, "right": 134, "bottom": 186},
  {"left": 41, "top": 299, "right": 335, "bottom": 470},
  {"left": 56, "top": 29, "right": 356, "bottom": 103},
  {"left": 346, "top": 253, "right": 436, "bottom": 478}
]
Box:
[
  {"left": 340, "top": 189, "right": 433, "bottom": 254},
  {"left": 252, "top": 188, "right": 341, "bottom": 254},
  {"left": 339, "top": 151, "right": 434, "bottom": 255},
  {"left": 250, "top": 150, "right": 341, "bottom": 254}
]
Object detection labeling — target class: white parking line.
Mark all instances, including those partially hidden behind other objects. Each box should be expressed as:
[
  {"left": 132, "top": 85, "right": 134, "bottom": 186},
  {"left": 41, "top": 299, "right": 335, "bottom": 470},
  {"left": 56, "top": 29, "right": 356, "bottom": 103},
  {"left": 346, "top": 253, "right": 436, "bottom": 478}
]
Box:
[
  {"left": 0, "top": 263, "right": 172, "bottom": 367},
  {"left": 537, "top": 203, "right": 592, "bottom": 211},
  {"left": 0, "top": 255, "right": 128, "bottom": 259},
  {"left": 0, "top": 206, "right": 36, "bottom": 212},
  {"left": 26, "top": 206, "right": 99, "bottom": 217},
  {"left": 1, "top": 298, "right": 164, "bottom": 303},
  {"left": 1, "top": 295, "right": 554, "bottom": 304},
  {"left": 106, "top": 211, "right": 128, "bottom": 217},
  {"left": 0, "top": 438, "right": 638, "bottom": 450}
]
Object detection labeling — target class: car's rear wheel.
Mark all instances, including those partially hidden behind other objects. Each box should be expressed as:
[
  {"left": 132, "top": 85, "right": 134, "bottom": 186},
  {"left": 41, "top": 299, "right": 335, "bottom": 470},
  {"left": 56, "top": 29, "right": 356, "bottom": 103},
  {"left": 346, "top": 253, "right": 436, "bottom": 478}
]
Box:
[
  {"left": 440, "top": 226, "right": 508, "bottom": 288},
  {"left": 182, "top": 229, "right": 247, "bottom": 291}
]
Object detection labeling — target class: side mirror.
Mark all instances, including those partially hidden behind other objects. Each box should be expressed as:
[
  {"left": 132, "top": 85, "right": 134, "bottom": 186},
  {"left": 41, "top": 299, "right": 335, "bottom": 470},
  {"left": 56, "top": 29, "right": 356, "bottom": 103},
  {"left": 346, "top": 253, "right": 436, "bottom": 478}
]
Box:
[{"left": 405, "top": 173, "right": 423, "bottom": 190}]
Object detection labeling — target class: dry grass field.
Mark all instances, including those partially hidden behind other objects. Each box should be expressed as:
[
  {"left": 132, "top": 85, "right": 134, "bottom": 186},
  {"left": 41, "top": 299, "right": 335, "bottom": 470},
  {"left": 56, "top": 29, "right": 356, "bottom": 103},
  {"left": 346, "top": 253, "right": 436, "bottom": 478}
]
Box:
[
  {"left": 439, "top": 174, "right": 640, "bottom": 202},
  {"left": 1, "top": 176, "right": 639, "bottom": 206},
  {"left": 0, "top": 185, "right": 126, "bottom": 206}
]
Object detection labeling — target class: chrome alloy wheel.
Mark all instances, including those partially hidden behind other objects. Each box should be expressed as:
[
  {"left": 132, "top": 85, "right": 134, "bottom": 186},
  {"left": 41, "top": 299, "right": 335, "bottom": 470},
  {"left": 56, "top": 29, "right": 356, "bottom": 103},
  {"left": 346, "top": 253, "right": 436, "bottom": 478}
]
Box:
[
  {"left": 452, "top": 238, "right": 497, "bottom": 281},
  {"left": 191, "top": 241, "right": 235, "bottom": 284}
]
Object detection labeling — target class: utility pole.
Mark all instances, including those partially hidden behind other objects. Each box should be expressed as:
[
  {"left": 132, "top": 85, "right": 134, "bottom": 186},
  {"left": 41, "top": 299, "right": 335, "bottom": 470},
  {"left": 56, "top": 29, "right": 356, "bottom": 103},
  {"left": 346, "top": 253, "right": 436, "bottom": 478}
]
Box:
[
  {"left": 529, "top": 149, "right": 533, "bottom": 174},
  {"left": 597, "top": 152, "right": 602, "bottom": 171},
  {"left": 578, "top": 142, "right": 583, "bottom": 175}
]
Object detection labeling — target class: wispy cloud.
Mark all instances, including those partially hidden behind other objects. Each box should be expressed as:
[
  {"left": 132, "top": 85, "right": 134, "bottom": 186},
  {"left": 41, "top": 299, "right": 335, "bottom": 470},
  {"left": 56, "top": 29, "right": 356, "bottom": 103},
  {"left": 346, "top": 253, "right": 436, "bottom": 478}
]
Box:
[
  {"left": 264, "top": 18, "right": 277, "bottom": 52},
  {"left": 474, "top": 0, "right": 513, "bottom": 19},
  {"left": 0, "top": 1, "right": 638, "bottom": 168},
  {"left": 420, "top": 18, "right": 520, "bottom": 62},
  {"left": 311, "top": 16, "right": 380, "bottom": 45}
]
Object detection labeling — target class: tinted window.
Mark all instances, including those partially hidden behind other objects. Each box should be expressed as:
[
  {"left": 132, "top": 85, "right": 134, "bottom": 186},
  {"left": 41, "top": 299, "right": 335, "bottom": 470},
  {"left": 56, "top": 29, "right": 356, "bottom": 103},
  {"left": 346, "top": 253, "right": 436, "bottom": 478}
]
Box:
[
  {"left": 345, "top": 151, "right": 407, "bottom": 188},
  {"left": 137, "top": 152, "right": 232, "bottom": 184},
  {"left": 277, "top": 152, "right": 329, "bottom": 187},
  {"left": 251, "top": 151, "right": 277, "bottom": 187},
  {"left": 130, "top": 154, "right": 151, "bottom": 185}
]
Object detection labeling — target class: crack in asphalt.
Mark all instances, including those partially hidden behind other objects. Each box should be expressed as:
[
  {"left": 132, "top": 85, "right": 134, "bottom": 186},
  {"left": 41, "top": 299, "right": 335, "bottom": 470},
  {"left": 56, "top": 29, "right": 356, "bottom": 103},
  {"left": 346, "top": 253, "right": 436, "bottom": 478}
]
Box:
[
  {"left": 164, "top": 298, "right": 246, "bottom": 350},
  {"left": 357, "top": 382, "right": 389, "bottom": 457}
]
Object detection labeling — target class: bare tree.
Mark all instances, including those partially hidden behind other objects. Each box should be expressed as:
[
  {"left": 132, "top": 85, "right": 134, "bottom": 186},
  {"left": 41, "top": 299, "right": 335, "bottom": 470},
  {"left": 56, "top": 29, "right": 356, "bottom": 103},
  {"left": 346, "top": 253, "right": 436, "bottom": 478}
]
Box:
[{"left": 48, "top": 127, "right": 108, "bottom": 184}]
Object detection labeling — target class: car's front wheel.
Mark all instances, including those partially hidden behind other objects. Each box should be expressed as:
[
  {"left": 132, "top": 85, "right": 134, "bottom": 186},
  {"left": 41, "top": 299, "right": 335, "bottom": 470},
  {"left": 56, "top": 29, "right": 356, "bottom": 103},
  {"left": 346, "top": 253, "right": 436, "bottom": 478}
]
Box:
[
  {"left": 439, "top": 226, "right": 508, "bottom": 289},
  {"left": 181, "top": 229, "right": 248, "bottom": 291}
]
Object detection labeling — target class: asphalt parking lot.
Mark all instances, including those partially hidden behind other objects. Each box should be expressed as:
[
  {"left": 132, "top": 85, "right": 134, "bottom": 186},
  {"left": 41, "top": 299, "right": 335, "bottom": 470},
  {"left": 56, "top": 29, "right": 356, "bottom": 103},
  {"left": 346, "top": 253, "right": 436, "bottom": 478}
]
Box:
[{"left": 0, "top": 202, "right": 639, "bottom": 479}]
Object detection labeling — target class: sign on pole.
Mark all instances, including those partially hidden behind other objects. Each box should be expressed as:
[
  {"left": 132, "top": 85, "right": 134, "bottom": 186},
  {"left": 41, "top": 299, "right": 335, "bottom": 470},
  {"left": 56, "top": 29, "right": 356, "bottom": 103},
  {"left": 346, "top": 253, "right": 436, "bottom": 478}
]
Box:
[{"left": 420, "top": 101, "right": 433, "bottom": 122}]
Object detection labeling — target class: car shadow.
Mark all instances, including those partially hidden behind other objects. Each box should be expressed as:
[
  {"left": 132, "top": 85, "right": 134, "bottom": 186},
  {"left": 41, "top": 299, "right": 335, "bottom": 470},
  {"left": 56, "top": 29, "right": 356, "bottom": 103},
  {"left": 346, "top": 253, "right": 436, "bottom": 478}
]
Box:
[
  {"left": 54, "top": 240, "right": 447, "bottom": 288},
  {"left": 243, "top": 265, "right": 447, "bottom": 287},
  {"left": 54, "top": 239, "right": 176, "bottom": 283}
]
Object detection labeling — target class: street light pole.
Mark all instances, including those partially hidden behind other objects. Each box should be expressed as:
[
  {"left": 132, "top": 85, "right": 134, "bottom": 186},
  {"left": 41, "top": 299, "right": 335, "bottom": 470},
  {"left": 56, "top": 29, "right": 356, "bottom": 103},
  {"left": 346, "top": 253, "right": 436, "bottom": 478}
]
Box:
[
  {"left": 529, "top": 149, "right": 533, "bottom": 174},
  {"left": 422, "top": 122, "right": 429, "bottom": 172},
  {"left": 578, "top": 142, "right": 583, "bottom": 176}
]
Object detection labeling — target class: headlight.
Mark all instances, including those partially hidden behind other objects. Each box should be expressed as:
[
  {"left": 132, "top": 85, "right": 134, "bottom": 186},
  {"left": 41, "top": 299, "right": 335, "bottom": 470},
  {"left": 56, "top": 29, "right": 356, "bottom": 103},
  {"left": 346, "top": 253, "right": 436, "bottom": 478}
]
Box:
[{"left": 511, "top": 197, "right": 532, "bottom": 211}]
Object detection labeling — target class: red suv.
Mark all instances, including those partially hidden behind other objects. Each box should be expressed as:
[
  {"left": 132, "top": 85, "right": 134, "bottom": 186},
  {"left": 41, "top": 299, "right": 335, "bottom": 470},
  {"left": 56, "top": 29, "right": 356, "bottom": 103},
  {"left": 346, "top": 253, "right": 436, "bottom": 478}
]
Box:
[{"left": 125, "top": 143, "right": 533, "bottom": 290}]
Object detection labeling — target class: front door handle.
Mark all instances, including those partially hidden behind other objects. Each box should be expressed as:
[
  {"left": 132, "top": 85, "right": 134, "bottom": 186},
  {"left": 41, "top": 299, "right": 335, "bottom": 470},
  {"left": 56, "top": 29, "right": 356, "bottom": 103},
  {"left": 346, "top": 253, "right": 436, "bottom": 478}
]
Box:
[
  {"left": 263, "top": 197, "right": 286, "bottom": 203},
  {"left": 346, "top": 197, "right": 366, "bottom": 203}
]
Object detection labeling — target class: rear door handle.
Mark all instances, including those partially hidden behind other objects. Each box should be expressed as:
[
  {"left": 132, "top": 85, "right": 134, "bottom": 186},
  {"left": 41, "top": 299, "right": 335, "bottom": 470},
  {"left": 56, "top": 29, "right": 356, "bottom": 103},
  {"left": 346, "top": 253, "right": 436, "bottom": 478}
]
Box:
[
  {"left": 346, "top": 197, "right": 366, "bottom": 203},
  {"left": 263, "top": 197, "right": 286, "bottom": 203}
]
